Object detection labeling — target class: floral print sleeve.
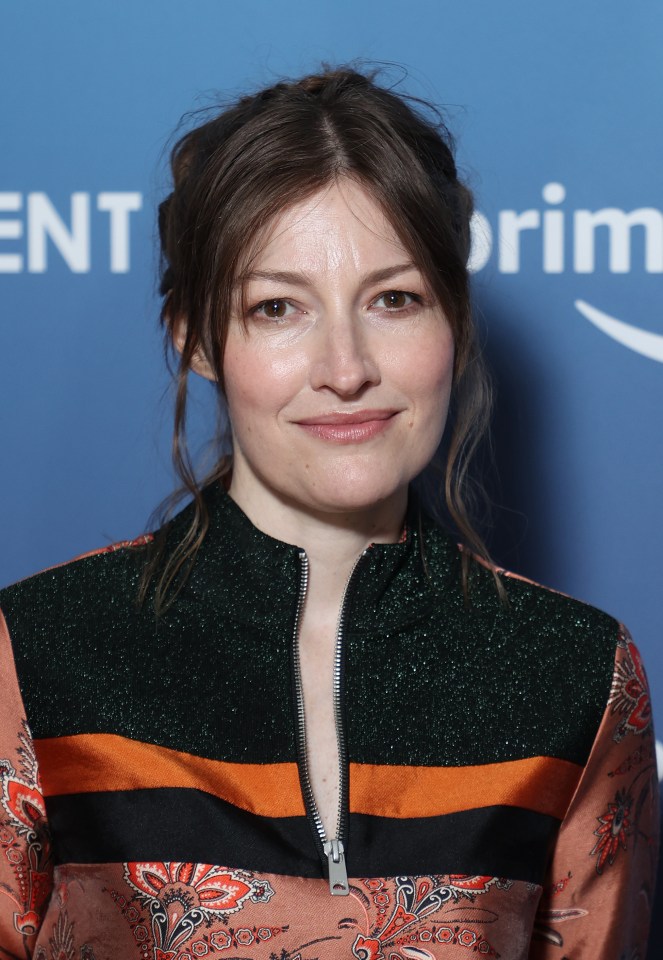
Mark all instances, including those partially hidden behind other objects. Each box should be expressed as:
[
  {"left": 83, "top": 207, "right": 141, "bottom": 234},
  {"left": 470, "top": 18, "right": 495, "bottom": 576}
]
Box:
[
  {"left": 530, "top": 627, "right": 659, "bottom": 959},
  {"left": 0, "top": 609, "right": 53, "bottom": 958}
]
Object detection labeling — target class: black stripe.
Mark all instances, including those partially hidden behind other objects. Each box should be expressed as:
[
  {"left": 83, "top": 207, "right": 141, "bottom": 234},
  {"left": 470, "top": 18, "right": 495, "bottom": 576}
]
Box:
[
  {"left": 347, "top": 805, "right": 557, "bottom": 883},
  {"left": 47, "top": 788, "right": 558, "bottom": 885}
]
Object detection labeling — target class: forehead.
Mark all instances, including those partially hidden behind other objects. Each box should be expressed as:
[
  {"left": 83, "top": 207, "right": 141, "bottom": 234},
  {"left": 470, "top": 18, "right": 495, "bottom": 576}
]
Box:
[{"left": 244, "top": 178, "right": 412, "bottom": 277}]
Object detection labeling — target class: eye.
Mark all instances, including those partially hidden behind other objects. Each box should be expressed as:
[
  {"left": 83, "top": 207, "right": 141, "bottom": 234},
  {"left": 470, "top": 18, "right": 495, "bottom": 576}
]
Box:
[
  {"left": 251, "top": 298, "right": 297, "bottom": 321},
  {"left": 371, "top": 290, "right": 421, "bottom": 310}
]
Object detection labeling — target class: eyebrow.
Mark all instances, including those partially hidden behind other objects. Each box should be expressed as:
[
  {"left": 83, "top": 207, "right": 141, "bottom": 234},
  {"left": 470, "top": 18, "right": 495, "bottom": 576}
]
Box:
[{"left": 235, "top": 262, "right": 419, "bottom": 289}]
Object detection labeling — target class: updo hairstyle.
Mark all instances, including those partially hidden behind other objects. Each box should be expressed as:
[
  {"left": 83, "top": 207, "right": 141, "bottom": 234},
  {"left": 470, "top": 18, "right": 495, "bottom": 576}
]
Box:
[{"left": 145, "top": 66, "right": 492, "bottom": 608}]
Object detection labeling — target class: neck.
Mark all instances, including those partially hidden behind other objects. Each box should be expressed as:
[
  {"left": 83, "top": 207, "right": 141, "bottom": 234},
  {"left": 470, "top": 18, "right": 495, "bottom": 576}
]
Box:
[{"left": 227, "top": 476, "right": 407, "bottom": 613}]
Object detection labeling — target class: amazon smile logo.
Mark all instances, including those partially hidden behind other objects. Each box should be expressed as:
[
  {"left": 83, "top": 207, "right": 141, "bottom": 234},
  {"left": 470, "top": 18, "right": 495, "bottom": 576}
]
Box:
[{"left": 469, "top": 183, "right": 663, "bottom": 364}]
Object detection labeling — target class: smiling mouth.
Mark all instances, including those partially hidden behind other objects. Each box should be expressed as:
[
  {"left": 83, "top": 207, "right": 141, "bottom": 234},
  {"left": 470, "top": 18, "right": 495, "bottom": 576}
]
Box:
[{"left": 294, "top": 410, "right": 399, "bottom": 443}]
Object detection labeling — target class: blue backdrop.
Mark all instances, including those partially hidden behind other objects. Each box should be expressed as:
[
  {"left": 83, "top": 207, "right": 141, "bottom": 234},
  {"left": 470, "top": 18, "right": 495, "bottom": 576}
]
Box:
[{"left": 1, "top": 0, "right": 661, "bottom": 926}]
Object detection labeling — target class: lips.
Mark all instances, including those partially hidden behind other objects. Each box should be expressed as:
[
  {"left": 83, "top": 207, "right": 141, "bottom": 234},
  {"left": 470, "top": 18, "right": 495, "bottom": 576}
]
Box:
[
  {"left": 295, "top": 409, "right": 397, "bottom": 425},
  {"left": 293, "top": 409, "right": 399, "bottom": 443}
]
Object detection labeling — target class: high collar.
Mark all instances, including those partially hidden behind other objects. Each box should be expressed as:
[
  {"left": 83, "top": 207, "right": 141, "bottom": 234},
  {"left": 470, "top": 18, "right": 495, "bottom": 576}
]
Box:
[{"left": 173, "top": 483, "right": 462, "bottom": 632}]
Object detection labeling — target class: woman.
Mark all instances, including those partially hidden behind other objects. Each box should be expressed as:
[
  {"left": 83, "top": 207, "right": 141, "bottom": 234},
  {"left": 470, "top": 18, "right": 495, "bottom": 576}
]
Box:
[{"left": 0, "top": 68, "right": 657, "bottom": 960}]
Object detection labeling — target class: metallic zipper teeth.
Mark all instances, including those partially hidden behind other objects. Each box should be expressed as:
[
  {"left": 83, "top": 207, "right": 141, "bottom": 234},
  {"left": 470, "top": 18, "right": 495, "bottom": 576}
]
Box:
[
  {"left": 293, "top": 548, "right": 367, "bottom": 894},
  {"left": 292, "top": 551, "right": 327, "bottom": 843},
  {"left": 332, "top": 558, "right": 360, "bottom": 842}
]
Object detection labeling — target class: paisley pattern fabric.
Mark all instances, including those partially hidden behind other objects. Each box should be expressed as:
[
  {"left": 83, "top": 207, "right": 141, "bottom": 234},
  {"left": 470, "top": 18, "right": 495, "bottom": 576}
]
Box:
[{"left": 0, "top": 488, "right": 658, "bottom": 958}]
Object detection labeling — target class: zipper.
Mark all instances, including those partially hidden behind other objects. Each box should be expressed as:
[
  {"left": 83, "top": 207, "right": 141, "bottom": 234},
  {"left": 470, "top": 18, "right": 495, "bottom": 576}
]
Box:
[{"left": 292, "top": 548, "right": 367, "bottom": 896}]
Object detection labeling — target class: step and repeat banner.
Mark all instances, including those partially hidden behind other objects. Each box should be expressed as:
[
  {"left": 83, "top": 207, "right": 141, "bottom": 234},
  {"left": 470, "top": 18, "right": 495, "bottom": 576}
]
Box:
[{"left": 1, "top": 0, "right": 662, "bottom": 925}]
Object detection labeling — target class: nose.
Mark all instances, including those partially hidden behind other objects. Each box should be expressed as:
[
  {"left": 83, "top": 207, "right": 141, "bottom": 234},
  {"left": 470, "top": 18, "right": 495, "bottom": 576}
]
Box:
[{"left": 308, "top": 312, "right": 381, "bottom": 397}]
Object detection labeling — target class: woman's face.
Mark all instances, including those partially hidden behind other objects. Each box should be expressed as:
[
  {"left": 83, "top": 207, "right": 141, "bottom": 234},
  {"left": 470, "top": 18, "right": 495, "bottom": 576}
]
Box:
[{"left": 217, "top": 179, "right": 455, "bottom": 523}]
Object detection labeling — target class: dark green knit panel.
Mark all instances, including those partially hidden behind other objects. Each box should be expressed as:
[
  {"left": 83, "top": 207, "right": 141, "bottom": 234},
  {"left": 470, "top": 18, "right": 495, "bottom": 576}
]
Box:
[
  {"left": 1, "top": 541, "right": 299, "bottom": 764},
  {"left": 1, "top": 489, "right": 619, "bottom": 772},
  {"left": 345, "top": 534, "right": 619, "bottom": 768}
]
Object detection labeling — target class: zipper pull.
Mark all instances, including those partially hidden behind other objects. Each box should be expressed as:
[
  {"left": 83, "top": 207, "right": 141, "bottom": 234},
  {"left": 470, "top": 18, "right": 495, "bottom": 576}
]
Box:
[{"left": 324, "top": 838, "right": 349, "bottom": 896}]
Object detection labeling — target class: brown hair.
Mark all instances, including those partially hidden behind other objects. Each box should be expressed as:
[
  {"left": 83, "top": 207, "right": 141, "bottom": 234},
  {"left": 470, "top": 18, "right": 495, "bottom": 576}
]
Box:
[{"left": 141, "top": 65, "right": 495, "bottom": 609}]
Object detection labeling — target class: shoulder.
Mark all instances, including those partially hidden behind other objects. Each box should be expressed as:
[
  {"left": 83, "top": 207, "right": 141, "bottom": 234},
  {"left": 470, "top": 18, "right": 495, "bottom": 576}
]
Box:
[
  {"left": 424, "top": 518, "right": 619, "bottom": 647},
  {"left": 0, "top": 533, "right": 154, "bottom": 654},
  {"left": 0, "top": 487, "right": 228, "bottom": 663},
  {"left": 0, "top": 532, "right": 154, "bottom": 605},
  {"left": 484, "top": 552, "right": 619, "bottom": 652},
  {"left": 0, "top": 533, "right": 157, "bottom": 740},
  {"left": 486, "top": 554, "right": 622, "bottom": 706},
  {"left": 421, "top": 519, "right": 623, "bottom": 760}
]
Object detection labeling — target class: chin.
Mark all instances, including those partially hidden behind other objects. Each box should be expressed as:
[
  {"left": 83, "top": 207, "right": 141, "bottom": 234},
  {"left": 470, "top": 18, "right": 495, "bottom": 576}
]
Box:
[{"left": 291, "top": 471, "right": 410, "bottom": 517}]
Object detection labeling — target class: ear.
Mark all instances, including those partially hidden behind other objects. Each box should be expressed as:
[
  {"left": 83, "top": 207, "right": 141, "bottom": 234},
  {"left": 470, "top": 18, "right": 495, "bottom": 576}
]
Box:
[{"left": 171, "top": 314, "right": 217, "bottom": 383}]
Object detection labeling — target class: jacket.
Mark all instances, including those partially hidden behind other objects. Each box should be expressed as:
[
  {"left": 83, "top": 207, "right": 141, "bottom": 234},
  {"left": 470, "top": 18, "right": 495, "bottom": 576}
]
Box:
[{"left": 0, "top": 484, "right": 658, "bottom": 959}]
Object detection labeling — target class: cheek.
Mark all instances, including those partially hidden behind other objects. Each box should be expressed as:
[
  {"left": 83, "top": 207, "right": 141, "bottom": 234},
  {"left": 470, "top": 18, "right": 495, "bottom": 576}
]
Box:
[
  {"left": 222, "top": 341, "right": 306, "bottom": 432},
  {"left": 399, "top": 327, "right": 455, "bottom": 407},
  {"left": 398, "top": 330, "right": 455, "bottom": 464}
]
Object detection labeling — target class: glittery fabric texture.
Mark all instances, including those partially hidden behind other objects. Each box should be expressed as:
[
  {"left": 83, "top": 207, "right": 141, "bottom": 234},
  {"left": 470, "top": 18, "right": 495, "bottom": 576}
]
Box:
[{"left": 0, "top": 483, "right": 658, "bottom": 959}]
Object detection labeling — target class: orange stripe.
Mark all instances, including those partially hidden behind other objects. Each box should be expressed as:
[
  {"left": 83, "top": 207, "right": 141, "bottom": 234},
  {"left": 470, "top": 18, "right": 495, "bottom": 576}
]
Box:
[
  {"left": 35, "top": 733, "right": 581, "bottom": 821},
  {"left": 349, "top": 756, "right": 581, "bottom": 820},
  {"left": 35, "top": 734, "right": 305, "bottom": 818}
]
